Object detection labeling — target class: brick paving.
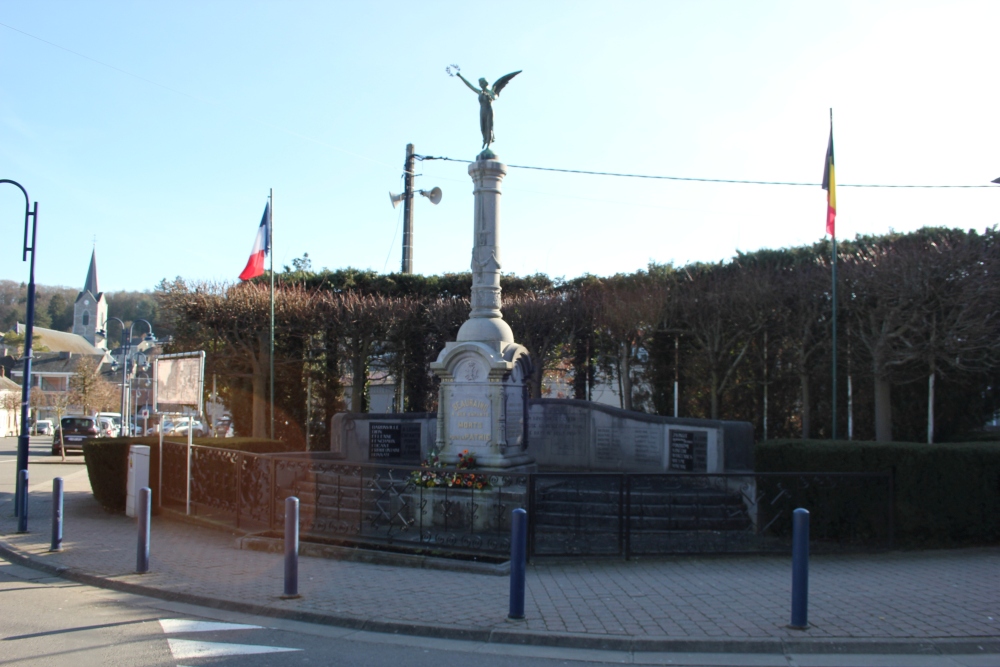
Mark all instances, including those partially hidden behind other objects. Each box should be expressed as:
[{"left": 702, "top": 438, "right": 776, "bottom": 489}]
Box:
[{"left": 1, "top": 468, "right": 998, "bottom": 646}]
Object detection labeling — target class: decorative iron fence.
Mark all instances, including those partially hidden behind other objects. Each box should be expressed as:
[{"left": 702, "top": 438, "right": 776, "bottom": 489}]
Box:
[
  {"left": 158, "top": 442, "right": 892, "bottom": 559},
  {"left": 159, "top": 442, "right": 527, "bottom": 556}
]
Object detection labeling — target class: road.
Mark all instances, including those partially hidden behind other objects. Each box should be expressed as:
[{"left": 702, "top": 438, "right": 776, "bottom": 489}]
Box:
[
  {"left": 0, "top": 435, "right": 85, "bottom": 511},
  {"left": 0, "top": 557, "right": 700, "bottom": 667}
]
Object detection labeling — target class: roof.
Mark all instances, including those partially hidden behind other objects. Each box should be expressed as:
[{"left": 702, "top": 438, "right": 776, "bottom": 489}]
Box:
[
  {"left": 14, "top": 324, "right": 104, "bottom": 355},
  {"left": 0, "top": 375, "right": 19, "bottom": 393},
  {"left": 12, "top": 352, "right": 109, "bottom": 376}
]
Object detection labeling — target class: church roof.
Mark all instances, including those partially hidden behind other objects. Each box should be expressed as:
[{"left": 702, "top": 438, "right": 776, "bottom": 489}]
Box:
[
  {"left": 14, "top": 323, "right": 105, "bottom": 355},
  {"left": 78, "top": 248, "right": 102, "bottom": 301}
]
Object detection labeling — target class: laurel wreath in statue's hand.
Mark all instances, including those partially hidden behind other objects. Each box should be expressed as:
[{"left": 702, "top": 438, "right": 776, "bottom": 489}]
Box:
[{"left": 446, "top": 64, "right": 460, "bottom": 77}]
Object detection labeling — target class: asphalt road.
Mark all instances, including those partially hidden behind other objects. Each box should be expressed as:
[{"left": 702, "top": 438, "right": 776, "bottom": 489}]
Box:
[
  {"left": 0, "top": 435, "right": 86, "bottom": 510},
  {"left": 1, "top": 557, "right": 686, "bottom": 667}
]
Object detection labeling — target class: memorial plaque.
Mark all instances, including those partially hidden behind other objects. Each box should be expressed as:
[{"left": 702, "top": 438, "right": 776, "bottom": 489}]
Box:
[
  {"left": 595, "top": 427, "right": 623, "bottom": 463},
  {"left": 400, "top": 423, "right": 422, "bottom": 459},
  {"left": 669, "top": 429, "right": 708, "bottom": 472},
  {"left": 370, "top": 423, "right": 402, "bottom": 459},
  {"left": 368, "top": 422, "right": 422, "bottom": 460},
  {"left": 633, "top": 426, "right": 662, "bottom": 465}
]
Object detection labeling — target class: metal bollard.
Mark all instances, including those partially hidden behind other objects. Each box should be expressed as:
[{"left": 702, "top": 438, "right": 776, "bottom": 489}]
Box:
[
  {"left": 789, "top": 507, "right": 810, "bottom": 629},
  {"left": 50, "top": 477, "right": 64, "bottom": 552},
  {"left": 16, "top": 469, "right": 28, "bottom": 533},
  {"left": 136, "top": 487, "right": 151, "bottom": 573},
  {"left": 508, "top": 508, "right": 528, "bottom": 620},
  {"left": 282, "top": 496, "right": 300, "bottom": 599}
]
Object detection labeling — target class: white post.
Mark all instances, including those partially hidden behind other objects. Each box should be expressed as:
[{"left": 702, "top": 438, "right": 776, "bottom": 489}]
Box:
[
  {"left": 185, "top": 417, "right": 193, "bottom": 515},
  {"left": 157, "top": 418, "right": 163, "bottom": 509}
]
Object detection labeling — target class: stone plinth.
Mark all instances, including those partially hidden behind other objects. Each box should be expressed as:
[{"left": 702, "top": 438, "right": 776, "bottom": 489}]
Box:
[{"left": 431, "top": 154, "right": 534, "bottom": 469}]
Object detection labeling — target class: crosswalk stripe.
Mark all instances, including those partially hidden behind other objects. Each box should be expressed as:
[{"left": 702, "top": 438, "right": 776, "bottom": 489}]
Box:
[
  {"left": 168, "top": 638, "right": 301, "bottom": 659},
  {"left": 159, "top": 619, "right": 263, "bottom": 634}
]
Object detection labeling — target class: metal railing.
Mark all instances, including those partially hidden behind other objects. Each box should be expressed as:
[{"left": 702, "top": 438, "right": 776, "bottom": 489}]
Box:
[
  {"left": 158, "top": 441, "right": 893, "bottom": 559},
  {"left": 529, "top": 471, "right": 893, "bottom": 558}
]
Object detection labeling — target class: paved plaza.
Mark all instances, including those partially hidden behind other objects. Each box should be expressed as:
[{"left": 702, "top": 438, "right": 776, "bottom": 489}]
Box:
[{"left": 1, "top": 454, "right": 998, "bottom": 655}]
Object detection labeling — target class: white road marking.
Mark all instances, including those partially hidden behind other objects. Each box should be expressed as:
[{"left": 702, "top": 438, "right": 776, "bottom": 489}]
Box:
[
  {"left": 168, "top": 638, "right": 300, "bottom": 659},
  {"left": 159, "top": 619, "right": 263, "bottom": 634}
]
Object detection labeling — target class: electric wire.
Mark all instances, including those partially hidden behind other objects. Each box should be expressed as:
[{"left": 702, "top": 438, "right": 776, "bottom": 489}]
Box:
[{"left": 416, "top": 155, "right": 996, "bottom": 189}]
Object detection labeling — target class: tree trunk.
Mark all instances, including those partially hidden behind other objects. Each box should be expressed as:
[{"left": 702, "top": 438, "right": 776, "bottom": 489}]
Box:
[
  {"left": 620, "top": 341, "right": 633, "bottom": 411},
  {"left": 874, "top": 376, "right": 893, "bottom": 442},
  {"left": 927, "top": 371, "right": 935, "bottom": 444},
  {"left": 710, "top": 368, "right": 719, "bottom": 420},
  {"left": 800, "top": 372, "right": 811, "bottom": 439},
  {"left": 351, "top": 350, "right": 368, "bottom": 413},
  {"left": 530, "top": 360, "right": 544, "bottom": 400}
]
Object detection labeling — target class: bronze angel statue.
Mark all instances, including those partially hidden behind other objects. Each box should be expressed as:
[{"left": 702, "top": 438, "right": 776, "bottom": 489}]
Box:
[{"left": 452, "top": 67, "right": 522, "bottom": 150}]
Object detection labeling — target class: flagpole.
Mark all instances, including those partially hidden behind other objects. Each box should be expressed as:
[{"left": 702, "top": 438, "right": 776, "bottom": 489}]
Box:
[
  {"left": 269, "top": 188, "right": 275, "bottom": 441},
  {"left": 829, "top": 109, "right": 838, "bottom": 441}
]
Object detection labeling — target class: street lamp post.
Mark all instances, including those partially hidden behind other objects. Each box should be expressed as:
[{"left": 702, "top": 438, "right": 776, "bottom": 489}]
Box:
[
  {"left": 1, "top": 179, "right": 39, "bottom": 521},
  {"left": 104, "top": 317, "right": 154, "bottom": 437}
]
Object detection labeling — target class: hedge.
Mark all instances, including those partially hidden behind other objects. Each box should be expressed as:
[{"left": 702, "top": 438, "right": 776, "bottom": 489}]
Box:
[
  {"left": 83, "top": 437, "right": 299, "bottom": 513},
  {"left": 757, "top": 439, "right": 1000, "bottom": 546}
]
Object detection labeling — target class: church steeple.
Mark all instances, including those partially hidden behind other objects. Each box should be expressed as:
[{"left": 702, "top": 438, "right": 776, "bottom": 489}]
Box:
[
  {"left": 81, "top": 248, "right": 100, "bottom": 300},
  {"left": 73, "top": 248, "right": 107, "bottom": 348}
]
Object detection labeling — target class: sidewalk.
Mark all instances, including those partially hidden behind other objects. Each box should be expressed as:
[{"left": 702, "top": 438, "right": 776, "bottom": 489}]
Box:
[{"left": 1, "top": 467, "right": 998, "bottom": 655}]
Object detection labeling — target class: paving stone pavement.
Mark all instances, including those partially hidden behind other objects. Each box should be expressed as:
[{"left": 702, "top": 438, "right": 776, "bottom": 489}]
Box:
[{"left": 1, "top": 467, "right": 998, "bottom": 651}]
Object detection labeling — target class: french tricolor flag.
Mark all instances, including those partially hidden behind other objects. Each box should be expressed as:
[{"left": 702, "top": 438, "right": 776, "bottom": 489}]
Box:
[{"left": 239, "top": 202, "right": 270, "bottom": 281}]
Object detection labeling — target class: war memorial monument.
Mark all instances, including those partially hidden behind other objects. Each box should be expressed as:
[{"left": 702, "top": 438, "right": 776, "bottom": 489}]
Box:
[{"left": 331, "top": 67, "right": 753, "bottom": 474}]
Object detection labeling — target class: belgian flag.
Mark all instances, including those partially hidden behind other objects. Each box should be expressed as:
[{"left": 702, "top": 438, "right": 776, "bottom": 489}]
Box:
[{"left": 822, "top": 117, "right": 836, "bottom": 237}]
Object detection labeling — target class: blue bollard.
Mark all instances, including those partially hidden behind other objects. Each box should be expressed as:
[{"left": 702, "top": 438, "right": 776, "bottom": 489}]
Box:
[
  {"left": 136, "top": 487, "right": 151, "bottom": 573},
  {"left": 16, "top": 469, "right": 28, "bottom": 533},
  {"left": 282, "top": 496, "right": 300, "bottom": 598},
  {"left": 789, "top": 507, "right": 810, "bottom": 629},
  {"left": 508, "top": 507, "right": 527, "bottom": 620},
  {"left": 50, "top": 477, "right": 64, "bottom": 552}
]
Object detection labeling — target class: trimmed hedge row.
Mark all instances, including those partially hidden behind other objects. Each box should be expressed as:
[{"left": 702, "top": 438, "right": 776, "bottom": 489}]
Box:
[
  {"left": 83, "top": 437, "right": 299, "bottom": 512},
  {"left": 756, "top": 439, "right": 1000, "bottom": 546}
]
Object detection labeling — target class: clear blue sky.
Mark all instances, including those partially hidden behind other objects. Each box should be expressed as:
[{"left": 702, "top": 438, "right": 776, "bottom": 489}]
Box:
[{"left": 2, "top": 1, "right": 998, "bottom": 292}]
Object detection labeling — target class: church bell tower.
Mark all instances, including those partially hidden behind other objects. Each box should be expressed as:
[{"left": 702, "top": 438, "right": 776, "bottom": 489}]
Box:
[{"left": 73, "top": 249, "right": 108, "bottom": 348}]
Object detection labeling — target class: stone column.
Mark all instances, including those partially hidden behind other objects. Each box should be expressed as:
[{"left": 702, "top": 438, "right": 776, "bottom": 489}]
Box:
[{"left": 457, "top": 157, "right": 514, "bottom": 346}]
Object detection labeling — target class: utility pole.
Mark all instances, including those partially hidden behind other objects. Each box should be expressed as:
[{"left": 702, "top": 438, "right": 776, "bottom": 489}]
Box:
[{"left": 401, "top": 143, "right": 415, "bottom": 273}]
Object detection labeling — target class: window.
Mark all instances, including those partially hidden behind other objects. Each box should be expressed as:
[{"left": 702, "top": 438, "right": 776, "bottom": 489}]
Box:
[{"left": 82, "top": 312, "right": 90, "bottom": 326}]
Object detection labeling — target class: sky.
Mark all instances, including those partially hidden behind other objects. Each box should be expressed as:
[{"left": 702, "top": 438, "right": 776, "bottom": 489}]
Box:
[{"left": 1, "top": 0, "right": 998, "bottom": 292}]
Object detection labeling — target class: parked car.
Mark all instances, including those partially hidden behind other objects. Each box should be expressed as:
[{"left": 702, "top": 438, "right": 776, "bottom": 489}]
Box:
[
  {"left": 35, "top": 419, "right": 54, "bottom": 436},
  {"left": 52, "top": 416, "right": 102, "bottom": 456},
  {"left": 97, "top": 412, "right": 123, "bottom": 437}
]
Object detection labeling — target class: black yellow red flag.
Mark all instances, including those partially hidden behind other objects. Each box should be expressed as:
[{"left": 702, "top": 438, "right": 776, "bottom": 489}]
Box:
[{"left": 822, "top": 119, "right": 836, "bottom": 236}]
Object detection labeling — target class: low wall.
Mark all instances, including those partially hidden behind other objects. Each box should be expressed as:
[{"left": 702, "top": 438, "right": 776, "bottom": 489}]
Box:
[
  {"left": 330, "top": 401, "right": 753, "bottom": 472},
  {"left": 527, "top": 399, "right": 753, "bottom": 473}
]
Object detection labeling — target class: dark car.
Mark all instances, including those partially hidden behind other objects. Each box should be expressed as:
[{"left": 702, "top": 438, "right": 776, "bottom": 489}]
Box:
[{"left": 52, "top": 416, "right": 102, "bottom": 455}]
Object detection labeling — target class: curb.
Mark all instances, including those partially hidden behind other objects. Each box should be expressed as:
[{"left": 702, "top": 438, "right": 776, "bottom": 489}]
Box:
[{"left": 2, "top": 539, "right": 998, "bottom": 656}]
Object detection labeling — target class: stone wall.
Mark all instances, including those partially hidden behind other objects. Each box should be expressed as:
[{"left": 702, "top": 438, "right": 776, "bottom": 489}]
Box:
[
  {"left": 525, "top": 399, "right": 753, "bottom": 473},
  {"left": 330, "top": 400, "right": 753, "bottom": 472}
]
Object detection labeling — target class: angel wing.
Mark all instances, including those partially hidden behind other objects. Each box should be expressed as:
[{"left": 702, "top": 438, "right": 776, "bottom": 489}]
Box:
[{"left": 492, "top": 70, "right": 522, "bottom": 97}]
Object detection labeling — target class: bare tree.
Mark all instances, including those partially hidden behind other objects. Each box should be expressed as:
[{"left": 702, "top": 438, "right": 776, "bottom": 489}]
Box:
[
  {"left": 505, "top": 292, "right": 586, "bottom": 399},
  {"left": 676, "top": 261, "right": 768, "bottom": 420}
]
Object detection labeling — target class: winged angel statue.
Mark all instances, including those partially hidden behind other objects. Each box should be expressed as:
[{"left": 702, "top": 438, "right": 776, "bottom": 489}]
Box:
[{"left": 451, "top": 67, "right": 522, "bottom": 150}]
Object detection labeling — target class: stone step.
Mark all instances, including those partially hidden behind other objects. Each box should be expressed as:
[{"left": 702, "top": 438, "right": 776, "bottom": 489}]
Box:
[{"left": 532, "top": 512, "right": 748, "bottom": 532}]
